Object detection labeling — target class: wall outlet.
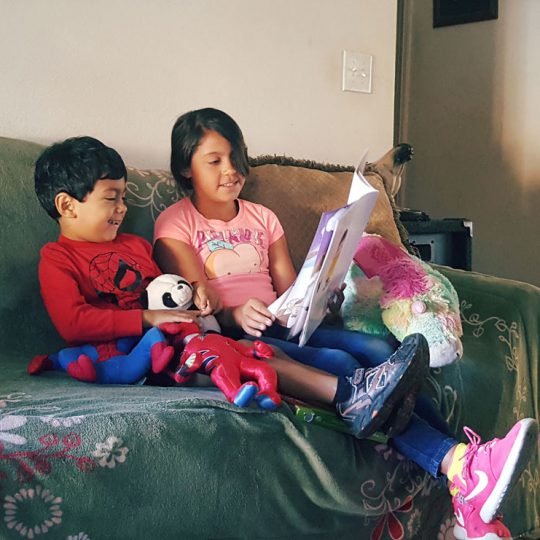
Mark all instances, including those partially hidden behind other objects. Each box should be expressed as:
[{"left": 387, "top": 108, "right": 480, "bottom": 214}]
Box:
[{"left": 342, "top": 50, "right": 373, "bottom": 93}]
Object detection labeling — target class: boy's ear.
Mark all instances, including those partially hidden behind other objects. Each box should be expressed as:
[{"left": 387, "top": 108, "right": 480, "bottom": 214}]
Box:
[{"left": 55, "top": 192, "right": 77, "bottom": 218}]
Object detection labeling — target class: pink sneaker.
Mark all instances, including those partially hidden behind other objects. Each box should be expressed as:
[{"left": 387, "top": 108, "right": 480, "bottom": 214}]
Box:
[
  {"left": 450, "top": 418, "right": 538, "bottom": 523},
  {"left": 453, "top": 508, "right": 511, "bottom": 540}
]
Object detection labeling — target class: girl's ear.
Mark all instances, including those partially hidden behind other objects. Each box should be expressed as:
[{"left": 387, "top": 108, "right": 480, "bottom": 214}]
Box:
[
  {"left": 55, "top": 192, "right": 77, "bottom": 218},
  {"left": 182, "top": 168, "right": 192, "bottom": 179}
]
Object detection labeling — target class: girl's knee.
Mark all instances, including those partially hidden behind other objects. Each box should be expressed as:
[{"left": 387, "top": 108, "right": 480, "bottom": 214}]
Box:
[{"left": 310, "top": 348, "right": 360, "bottom": 376}]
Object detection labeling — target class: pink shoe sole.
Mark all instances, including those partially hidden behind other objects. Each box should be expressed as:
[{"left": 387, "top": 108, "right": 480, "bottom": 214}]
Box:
[
  {"left": 453, "top": 523, "right": 512, "bottom": 540},
  {"left": 480, "top": 418, "right": 538, "bottom": 522}
]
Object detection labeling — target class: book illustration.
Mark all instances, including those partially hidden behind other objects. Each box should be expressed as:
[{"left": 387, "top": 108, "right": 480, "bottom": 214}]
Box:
[{"left": 273, "top": 211, "right": 335, "bottom": 332}]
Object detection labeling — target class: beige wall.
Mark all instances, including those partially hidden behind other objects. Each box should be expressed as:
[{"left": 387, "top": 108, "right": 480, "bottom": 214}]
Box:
[
  {"left": 399, "top": 0, "right": 540, "bottom": 286},
  {"left": 0, "top": 0, "right": 397, "bottom": 169}
]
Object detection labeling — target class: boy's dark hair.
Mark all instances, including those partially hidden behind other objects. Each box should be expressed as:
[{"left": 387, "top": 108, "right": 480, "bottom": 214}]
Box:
[
  {"left": 170, "top": 108, "right": 249, "bottom": 191},
  {"left": 35, "top": 136, "right": 127, "bottom": 220}
]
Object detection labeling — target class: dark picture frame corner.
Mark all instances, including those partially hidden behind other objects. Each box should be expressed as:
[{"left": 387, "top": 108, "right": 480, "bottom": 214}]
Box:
[{"left": 433, "top": 0, "right": 498, "bottom": 28}]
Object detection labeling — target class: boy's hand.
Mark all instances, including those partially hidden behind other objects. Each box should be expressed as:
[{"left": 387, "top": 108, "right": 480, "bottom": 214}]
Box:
[
  {"left": 142, "top": 309, "right": 201, "bottom": 329},
  {"left": 192, "top": 281, "right": 222, "bottom": 316},
  {"left": 233, "top": 299, "right": 275, "bottom": 338}
]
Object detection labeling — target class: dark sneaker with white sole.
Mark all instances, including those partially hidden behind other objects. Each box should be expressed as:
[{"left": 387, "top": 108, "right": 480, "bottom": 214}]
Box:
[
  {"left": 335, "top": 333, "right": 429, "bottom": 438},
  {"left": 380, "top": 389, "right": 420, "bottom": 438}
]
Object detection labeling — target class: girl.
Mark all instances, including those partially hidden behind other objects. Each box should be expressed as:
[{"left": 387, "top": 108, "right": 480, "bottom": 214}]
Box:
[{"left": 153, "top": 107, "right": 537, "bottom": 540}]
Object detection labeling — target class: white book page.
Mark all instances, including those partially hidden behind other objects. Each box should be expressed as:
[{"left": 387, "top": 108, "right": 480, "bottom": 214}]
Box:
[
  {"left": 268, "top": 153, "right": 378, "bottom": 346},
  {"left": 298, "top": 168, "right": 378, "bottom": 345}
]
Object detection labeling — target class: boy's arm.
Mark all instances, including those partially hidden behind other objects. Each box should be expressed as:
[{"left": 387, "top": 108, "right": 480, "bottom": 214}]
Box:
[{"left": 39, "top": 250, "right": 143, "bottom": 344}]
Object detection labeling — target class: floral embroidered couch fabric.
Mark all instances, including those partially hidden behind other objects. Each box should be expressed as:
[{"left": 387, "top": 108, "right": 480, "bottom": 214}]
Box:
[{"left": 0, "top": 136, "right": 538, "bottom": 539}]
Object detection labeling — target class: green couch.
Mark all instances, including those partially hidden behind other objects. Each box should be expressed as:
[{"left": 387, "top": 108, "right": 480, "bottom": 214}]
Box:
[{"left": 0, "top": 136, "right": 538, "bottom": 539}]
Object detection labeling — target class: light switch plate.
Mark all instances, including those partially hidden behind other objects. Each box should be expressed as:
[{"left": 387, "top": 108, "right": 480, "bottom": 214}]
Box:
[{"left": 342, "top": 50, "right": 373, "bottom": 93}]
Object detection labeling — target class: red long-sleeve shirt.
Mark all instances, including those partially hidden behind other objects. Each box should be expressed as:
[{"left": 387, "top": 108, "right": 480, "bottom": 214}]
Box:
[{"left": 39, "top": 233, "right": 161, "bottom": 346}]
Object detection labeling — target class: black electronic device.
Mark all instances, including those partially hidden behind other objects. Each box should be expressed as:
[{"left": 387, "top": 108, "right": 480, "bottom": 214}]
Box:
[{"left": 401, "top": 217, "right": 472, "bottom": 271}]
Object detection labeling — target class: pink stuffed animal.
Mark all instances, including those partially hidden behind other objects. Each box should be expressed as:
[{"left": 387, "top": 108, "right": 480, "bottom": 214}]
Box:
[{"left": 344, "top": 235, "right": 463, "bottom": 367}]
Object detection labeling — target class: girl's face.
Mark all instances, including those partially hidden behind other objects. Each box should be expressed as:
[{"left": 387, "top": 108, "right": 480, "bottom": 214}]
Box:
[{"left": 187, "top": 130, "right": 245, "bottom": 209}]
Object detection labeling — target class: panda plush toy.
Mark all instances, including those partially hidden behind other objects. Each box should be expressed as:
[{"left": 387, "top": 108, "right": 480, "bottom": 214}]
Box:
[{"left": 144, "top": 274, "right": 221, "bottom": 334}]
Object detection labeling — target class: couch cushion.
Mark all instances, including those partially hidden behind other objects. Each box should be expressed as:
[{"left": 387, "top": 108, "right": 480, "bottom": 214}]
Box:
[
  {"left": 244, "top": 164, "right": 403, "bottom": 271},
  {"left": 123, "top": 167, "right": 188, "bottom": 243},
  {"left": 0, "top": 137, "right": 62, "bottom": 355}
]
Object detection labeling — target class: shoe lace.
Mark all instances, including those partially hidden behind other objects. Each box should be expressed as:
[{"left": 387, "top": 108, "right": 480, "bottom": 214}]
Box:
[
  {"left": 460, "top": 427, "right": 483, "bottom": 475},
  {"left": 460, "top": 426, "right": 498, "bottom": 474},
  {"left": 463, "top": 426, "right": 482, "bottom": 449}
]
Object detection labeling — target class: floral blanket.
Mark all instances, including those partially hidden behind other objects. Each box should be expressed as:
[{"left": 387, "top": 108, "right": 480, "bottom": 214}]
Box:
[{"left": 1, "top": 348, "right": 459, "bottom": 540}]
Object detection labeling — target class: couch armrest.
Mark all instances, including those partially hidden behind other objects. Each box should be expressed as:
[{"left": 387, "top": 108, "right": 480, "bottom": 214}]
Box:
[
  {"left": 431, "top": 265, "right": 539, "bottom": 533},
  {"left": 432, "top": 265, "right": 539, "bottom": 431}
]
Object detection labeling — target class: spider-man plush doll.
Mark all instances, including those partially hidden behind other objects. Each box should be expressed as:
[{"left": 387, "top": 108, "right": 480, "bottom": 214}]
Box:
[
  {"left": 148, "top": 274, "right": 281, "bottom": 410},
  {"left": 160, "top": 320, "right": 281, "bottom": 410},
  {"left": 27, "top": 328, "right": 173, "bottom": 384}
]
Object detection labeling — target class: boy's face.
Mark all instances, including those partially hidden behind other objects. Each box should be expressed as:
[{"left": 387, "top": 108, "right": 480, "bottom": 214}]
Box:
[
  {"left": 61, "top": 178, "right": 127, "bottom": 243},
  {"left": 188, "top": 130, "right": 245, "bottom": 207}
]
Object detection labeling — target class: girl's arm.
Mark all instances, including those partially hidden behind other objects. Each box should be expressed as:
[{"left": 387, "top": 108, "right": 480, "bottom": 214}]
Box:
[
  {"left": 154, "top": 234, "right": 296, "bottom": 337},
  {"left": 221, "top": 235, "right": 297, "bottom": 338},
  {"left": 153, "top": 237, "right": 222, "bottom": 315},
  {"left": 268, "top": 235, "right": 297, "bottom": 295},
  {"left": 270, "top": 235, "right": 344, "bottom": 325}
]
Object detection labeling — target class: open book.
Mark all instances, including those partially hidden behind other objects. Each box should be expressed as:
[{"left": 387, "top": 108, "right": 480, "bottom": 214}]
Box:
[{"left": 268, "top": 159, "right": 379, "bottom": 346}]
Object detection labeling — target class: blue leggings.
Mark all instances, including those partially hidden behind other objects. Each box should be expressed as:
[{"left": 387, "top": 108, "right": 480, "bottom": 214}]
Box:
[{"left": 255, "top": 324, "right": 457, "bottom": 478}]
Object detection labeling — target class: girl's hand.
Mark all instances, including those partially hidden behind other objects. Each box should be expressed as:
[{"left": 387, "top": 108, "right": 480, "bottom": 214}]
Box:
[
  {"left": 192, "top": 282, "right": 222, "bottom": 316},
  {"left": 142, "top": 309, "right": 201, "bottom": 329},
  {"left": 327, "top": 283, "right": 346, "bottom": 315},
  {"left": 232, "top": 299, "right": 275, "bottom": 337}
]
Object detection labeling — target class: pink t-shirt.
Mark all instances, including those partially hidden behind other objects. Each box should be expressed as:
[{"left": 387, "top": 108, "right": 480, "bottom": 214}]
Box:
[{"left": 154, "top": 198, "right": 284, "bottom": 307}]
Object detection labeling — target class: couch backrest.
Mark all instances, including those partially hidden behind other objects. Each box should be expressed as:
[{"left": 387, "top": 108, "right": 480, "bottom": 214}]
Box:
[
  {"left": 0, "top": 137, "right": 61, "bottom": 354},
  {"left": 125, "top": 162, "right": 404, "bottom": 271},
  {"left": 0, "top": 136, "right": 403, "bottom": 355},
  {"left": 243, "top": 163, "right": 403, "bottom": 270}
]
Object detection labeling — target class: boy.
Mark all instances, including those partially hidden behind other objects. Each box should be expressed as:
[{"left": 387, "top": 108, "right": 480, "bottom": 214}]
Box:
[
  {"left": 30, "top": 136, "right": 201, "bottom": 383},
  {"left": 31, "top": 135, "right": 428, "bottom": 439}
]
